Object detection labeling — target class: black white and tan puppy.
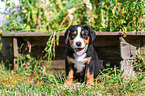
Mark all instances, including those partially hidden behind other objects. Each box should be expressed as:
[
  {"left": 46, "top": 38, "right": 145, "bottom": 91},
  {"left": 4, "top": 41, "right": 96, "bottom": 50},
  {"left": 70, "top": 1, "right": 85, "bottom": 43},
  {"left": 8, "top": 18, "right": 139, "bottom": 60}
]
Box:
[{"left": 64, "top": 24, "right": 104, "bottom": 86}]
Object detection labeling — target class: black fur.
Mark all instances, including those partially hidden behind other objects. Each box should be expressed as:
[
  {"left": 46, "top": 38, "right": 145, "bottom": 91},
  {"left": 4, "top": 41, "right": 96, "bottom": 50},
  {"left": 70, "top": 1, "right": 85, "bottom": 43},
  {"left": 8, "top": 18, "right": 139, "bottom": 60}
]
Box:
[{"left": 65, "top": 24, "right": 104, "bottom": 82}]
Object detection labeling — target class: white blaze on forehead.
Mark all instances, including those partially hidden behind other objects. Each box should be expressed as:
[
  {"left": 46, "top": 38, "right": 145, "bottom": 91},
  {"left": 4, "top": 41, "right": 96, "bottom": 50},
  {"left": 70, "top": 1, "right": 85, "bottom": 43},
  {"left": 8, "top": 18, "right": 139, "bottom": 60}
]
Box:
[
  {"left": 73, "top": 27, "right": 85, "bottom": 48},
  {"left": 77, "top": 27, "right": 82, "bottom": 34},
  {"left": 72, "top": 26, "right": 86, "bottom": 55},
  {"left": 75, "top": 27, "right": 82, "bottom": 40}
]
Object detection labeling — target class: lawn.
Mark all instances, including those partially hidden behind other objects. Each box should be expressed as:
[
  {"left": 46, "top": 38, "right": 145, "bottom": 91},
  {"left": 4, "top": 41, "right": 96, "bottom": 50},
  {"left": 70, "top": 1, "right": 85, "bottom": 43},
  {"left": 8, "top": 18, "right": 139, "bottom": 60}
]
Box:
[{"left": 0, "top": 65, "right": 145, "bottom": 96}]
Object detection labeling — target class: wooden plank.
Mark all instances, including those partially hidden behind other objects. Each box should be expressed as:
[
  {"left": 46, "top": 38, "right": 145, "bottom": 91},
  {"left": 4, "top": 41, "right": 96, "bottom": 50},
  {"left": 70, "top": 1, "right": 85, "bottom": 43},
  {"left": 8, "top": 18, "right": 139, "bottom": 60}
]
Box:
[
  {"left": 140, "top": 37, "right": 145, "bottom": 59},
  {"left": 1, "top": 31, "right": 145, "bottom": 37},
  {"left": 120, "top": 37, "right": 137, "bottom": 59},
  {"left": 52, "top": 60, "right": 65, "bottom": 69},
  {"left": 95, "top": 31, "right": 145, "bottom": 36},
  {"left": 13, "top": 38, "right": 19, "bottom": 71},
  {"left": 120, "top": 60, "right": 135, "bottom": 76},
  {"left": 2, "top": 32, "right": 51, "bottom": 37}
]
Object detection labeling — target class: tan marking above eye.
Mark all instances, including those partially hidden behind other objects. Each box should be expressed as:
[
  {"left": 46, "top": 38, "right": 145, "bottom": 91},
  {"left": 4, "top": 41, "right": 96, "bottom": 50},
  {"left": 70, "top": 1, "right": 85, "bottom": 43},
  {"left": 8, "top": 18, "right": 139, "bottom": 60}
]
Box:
[
  {"left": 68, "top": 37, "right": 74, "bottom": 48},
  {"left": 82, "top": 31, "right": 84, "bottom": 34},
  {"left": 83, "top": 37, "right": 90, "bottom": 49},
  {"left": 74, "top": 31, "right": 77, "bottom": 35}
]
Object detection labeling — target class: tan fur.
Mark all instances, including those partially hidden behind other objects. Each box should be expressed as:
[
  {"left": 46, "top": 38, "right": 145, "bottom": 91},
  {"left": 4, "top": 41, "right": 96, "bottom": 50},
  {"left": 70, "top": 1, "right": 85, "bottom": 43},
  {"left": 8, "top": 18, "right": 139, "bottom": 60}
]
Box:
[
  {"left": 68, "top": 37, "right": 74, "bottom": 49},
  {"left": 66, "top": 56, "right": 93, "bottom": 86},
  {"left": 74, "top": 31, "right": 77, "bottom": 35},
  {"left": 83, "top": 36, "right": 90, "bottom": 49},
  {"left": 86, "top": 57, "right": 91, "bottom": 64},
  {"left": 85, "top": 57, "right": 94, "bottom": 85},
  {"left": 66, "top": 31, "right": 70, "bottom": 43},
  {"left": 86, "top": 67, "right": 94, "bottom": 85},
  {"left": 67, "top": 56, "right": 74, "bottom": 64},
  {"left": 64, "top": 68, "right": 74, "bottom": 86},
  {"left": 82, "top": 31, "right": 84, "bottom": 34}
]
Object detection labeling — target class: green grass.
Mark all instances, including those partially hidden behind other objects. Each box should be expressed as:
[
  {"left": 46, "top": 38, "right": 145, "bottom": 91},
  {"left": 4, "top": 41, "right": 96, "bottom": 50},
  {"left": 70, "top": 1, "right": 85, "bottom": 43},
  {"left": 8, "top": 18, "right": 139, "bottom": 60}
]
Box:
[{"left": 0, "top": 66, "right": 145, "bottom": 96}]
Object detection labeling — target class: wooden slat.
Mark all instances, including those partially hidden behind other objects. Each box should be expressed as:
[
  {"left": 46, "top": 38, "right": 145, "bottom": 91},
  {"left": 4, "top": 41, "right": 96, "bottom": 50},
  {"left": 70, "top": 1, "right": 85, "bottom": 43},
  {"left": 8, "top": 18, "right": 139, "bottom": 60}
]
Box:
[
  {"left": 2, "top": 32, "right": 51, "bottom": 37},
  {"left": 95, "top": 32, "right": 121, "bottom": 36},
  {"left": 1, "top": 31, "right": 145, "bottom": 37},
  {"left": 95, "top": 31, "right": 145, "bottom": 36},
  {"left": 120, "top": 37, "right": 137, "bottom": 59},
  {"left": 13, "top": 38, "right": 19, "bottom": 71}
]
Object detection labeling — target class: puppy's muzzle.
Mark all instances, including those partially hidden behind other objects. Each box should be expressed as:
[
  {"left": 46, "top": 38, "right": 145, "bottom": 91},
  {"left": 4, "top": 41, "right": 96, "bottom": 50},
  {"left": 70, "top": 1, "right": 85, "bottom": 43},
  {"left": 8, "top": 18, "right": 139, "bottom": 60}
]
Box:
[{"left": 76, "top": 41, "right": 82, "bottom": 47}]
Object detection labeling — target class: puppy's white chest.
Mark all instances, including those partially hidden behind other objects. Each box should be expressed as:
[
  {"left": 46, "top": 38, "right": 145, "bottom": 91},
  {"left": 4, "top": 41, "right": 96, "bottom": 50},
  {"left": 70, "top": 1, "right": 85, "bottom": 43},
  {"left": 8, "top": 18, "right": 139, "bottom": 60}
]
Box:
[{"left": 70, "top": 53, "right": 88, "bottom": 72}]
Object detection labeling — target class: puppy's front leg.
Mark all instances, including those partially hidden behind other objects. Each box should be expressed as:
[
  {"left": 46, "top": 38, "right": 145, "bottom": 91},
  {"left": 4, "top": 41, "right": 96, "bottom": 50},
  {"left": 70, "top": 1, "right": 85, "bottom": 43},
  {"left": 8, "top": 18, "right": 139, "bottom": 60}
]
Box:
[
  {"left": 86, "top": 66, "right": 94, "bottom": 86},
  {"left": 85, "top": 57, "right": 94, "bottom": 85},
  {"left": 64, "top": 56, "right": 74, "bottom": 86},
  {"left": 64, "top": 68, "right": 74, "bottom": 86}
]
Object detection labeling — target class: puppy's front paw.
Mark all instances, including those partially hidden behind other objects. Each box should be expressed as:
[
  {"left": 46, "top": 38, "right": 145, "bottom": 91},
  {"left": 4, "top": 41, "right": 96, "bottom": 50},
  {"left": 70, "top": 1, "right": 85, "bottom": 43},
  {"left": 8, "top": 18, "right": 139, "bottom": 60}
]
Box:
[
  {"left": 63, "top": 80, "right": 73, "bottom": 86},
  {"left": 86, "top": 81, "right": 94, "bottom": 86}
]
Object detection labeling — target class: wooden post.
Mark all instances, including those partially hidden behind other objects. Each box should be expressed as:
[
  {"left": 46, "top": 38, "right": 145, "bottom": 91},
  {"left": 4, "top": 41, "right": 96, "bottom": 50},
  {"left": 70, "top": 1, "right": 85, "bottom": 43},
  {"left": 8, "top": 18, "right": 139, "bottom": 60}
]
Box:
[
  {"left": 13, "top": 38, "right": 19, "bottom": 71},
  {"left": 120, "top": 37, "right": 137, "bottom": 76}
]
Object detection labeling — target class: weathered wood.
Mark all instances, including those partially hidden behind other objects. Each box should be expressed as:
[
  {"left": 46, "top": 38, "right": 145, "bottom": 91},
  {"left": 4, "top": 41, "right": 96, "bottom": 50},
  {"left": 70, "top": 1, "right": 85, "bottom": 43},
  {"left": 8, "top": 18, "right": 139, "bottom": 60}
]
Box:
[
  {"left": 52, "top": 60, "right": 65, "bottom": 69},
  {"left": 95, "top": 31, "right": 145, "bottom": 36},
  {"left": 1, "top": 31, "right": 145, "bottom": 73},
  {"left": 120, "top": 37, "right": 138, "bottom": 59},
  {"left": 120, "top": 60, "right": 135, "bottom": 76},
  {"left": 13, "top": 38, "right": 19, "bottom": 71},
  {"left": 140, "top": 37, "right": 145, "bottom": 59},
  {"left": 119, "top": 36, "right": 141, "bottom": 76},
  {"left": 2, "top": 32, "right": 51, "bottom": 37},
  {"left": 2, "top": 31, "right": 145, "bottom": 37}
]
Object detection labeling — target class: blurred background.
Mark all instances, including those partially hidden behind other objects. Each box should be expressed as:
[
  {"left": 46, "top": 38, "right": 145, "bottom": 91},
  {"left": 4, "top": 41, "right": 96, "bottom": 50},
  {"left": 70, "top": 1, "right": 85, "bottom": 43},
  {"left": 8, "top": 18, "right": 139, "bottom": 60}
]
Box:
[{"left": 0, "top": 0, "right": 144, "bottom": 33}]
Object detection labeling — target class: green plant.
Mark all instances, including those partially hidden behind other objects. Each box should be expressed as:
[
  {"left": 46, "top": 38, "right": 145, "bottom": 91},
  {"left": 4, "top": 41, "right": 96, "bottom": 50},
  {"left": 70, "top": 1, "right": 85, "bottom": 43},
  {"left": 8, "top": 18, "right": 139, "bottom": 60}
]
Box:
[
  {"left": 3, "top": 0, "right": 144, "bottom": 32},
  {"left": 134, "top": 53, "right": 145, "bottom": 72},
  {"left": 1, "top": 0, "right": 87, "bottom": 32},
  {"left": 96, "top": 0, "right": 145, "bottom": 32},
  {"left": 1, "top": 0, "right": 145, "bottom": 68},
  {"left": 16, "top": 54, "right": 45, "bottom": 76}
]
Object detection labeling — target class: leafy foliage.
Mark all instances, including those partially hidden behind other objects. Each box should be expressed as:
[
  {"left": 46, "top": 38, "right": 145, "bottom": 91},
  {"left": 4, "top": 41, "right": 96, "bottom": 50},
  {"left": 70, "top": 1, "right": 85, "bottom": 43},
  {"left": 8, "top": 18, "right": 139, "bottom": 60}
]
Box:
[
  {"left": 134, "top": 53, "right": 145, "bottom": 72},
  {"left": 95, "top": 0, "right": 145, "bottom": 32},
  {"left": 1, "top": 0, "right": 144, "bottom": 32}
]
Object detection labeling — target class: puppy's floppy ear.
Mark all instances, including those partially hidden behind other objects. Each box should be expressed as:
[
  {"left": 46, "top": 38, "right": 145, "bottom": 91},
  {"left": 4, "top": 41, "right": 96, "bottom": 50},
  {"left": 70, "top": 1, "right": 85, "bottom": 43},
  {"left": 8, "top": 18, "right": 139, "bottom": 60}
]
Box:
[
  {"left": 83, "top": 24, "right": 96, "bottom": 43},
  {"left": 65, "top": 26, "right": 72, "bottom": 44}
]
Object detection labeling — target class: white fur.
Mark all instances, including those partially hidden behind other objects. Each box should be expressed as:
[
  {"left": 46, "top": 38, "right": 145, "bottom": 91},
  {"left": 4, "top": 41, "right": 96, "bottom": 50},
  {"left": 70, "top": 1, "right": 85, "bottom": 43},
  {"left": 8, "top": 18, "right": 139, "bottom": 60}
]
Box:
[
  {"left": 69, "top": 53, "right": 87, "bottom": 72},
  {"left": 72, "top": 27, "right": 85, "bottom": 49},
  {"left": 69, "top": 27, "right": 89, "bottom": 72}
]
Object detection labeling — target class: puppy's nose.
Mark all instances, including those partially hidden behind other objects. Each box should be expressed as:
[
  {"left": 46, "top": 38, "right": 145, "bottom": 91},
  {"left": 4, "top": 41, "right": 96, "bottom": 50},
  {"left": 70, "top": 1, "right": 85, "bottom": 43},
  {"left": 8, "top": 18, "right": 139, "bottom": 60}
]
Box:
[{"left": 76, "top": 41, "right": 81, "bottom": 46}]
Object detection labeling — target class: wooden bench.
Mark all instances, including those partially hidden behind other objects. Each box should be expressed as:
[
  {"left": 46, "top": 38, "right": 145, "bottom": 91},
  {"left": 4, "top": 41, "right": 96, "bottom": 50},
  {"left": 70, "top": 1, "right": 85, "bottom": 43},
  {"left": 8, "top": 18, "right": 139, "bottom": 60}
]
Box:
[{"left": 1, "top": 31, "right": 145, "bottom": 73}]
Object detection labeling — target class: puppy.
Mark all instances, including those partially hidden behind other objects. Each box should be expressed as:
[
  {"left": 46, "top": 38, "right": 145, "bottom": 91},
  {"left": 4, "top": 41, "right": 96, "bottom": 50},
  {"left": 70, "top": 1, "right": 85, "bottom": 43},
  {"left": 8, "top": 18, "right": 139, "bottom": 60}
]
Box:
[{"left": 64, "top": 24, "right": 104, "bottom": 85}]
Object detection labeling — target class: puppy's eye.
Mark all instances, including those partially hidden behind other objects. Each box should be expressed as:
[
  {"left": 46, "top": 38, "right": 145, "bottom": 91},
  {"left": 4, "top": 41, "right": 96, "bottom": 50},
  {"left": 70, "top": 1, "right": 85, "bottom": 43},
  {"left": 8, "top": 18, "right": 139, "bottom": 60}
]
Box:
[
  {"left": 70, "top": 32, "right": 76, "bottom": 40},
  {"left": 82, "top": 31, "right": 84, "bottom": 35},
  {"left": 81, "top": 31, "right": 88, "bottom": 39},
  {"left": 74, "top": 31, "right": 77, "bottom": 35}
]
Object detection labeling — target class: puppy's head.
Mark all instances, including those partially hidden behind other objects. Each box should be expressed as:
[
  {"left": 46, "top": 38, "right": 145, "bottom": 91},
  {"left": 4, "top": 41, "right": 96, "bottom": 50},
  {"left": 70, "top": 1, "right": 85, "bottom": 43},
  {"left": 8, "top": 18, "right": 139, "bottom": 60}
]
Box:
[{"left": 65, "top": 25, "right": 96, "bottom": 55}]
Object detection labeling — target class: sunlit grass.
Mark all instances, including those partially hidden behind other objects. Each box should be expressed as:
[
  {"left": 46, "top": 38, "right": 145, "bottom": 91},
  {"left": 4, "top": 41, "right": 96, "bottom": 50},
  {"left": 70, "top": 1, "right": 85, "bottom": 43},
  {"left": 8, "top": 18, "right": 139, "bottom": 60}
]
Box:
[{"left": 0, "top": 65, "right": 145, "bottom": 95}]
